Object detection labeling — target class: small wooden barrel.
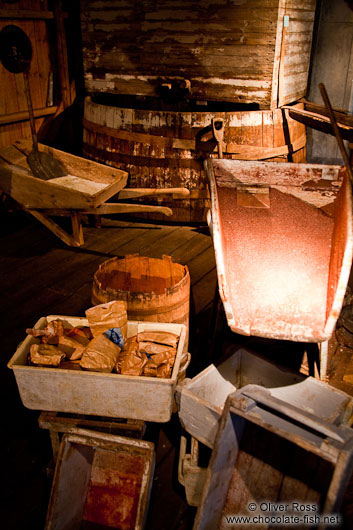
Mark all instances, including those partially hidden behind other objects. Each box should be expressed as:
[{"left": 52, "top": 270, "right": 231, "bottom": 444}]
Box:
[
  {"left": 83, "top": 95, "right": 306, "bottom": 222},
  {"left": 92, "top": 254, "right": 190, "bottom": 345}
]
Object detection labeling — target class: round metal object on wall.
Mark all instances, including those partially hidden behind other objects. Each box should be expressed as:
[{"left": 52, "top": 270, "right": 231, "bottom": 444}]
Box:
[{"left": 0, "top": 25, "right": 32, "bottom": 74}]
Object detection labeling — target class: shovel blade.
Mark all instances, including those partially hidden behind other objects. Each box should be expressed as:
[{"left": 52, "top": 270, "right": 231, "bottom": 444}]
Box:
[{"left": 28, "top": 150, "right": 66, "bottom": 180}]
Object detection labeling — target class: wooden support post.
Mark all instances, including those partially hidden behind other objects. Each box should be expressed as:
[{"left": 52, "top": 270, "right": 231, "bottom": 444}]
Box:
[
  {"left": 49, "top": 429, "right": 61, "bottom": 462},
  {"left": 26, "top": 209, "right": 84, "bottom": 247},
  {"left": 319, "top": 340, "right": 329, "bottom": 382},
  {"left": 71, "top": 211, "right": 84, "bottom": 246}
]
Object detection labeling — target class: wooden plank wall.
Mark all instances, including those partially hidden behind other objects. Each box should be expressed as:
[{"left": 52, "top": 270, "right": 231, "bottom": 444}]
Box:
[
  {"left": 0, "top": 0, "right": 74, "bottom": 149},
  {"left": 81, "top": 0, "right": 316, "bottom": 109},
  {"left": 81, "top": 0, "right": 279, "bottom": 108},
  {"left": 278, "top": 0, "right": 317, "bottom": 106},
  {"left": 0, "top": 0, "right": 52, "bottom": 148}
]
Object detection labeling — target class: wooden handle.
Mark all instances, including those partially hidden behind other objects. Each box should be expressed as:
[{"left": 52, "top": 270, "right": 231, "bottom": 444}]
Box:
[
  {"left": 118, "top": 187, "right": 190, "bottom": 199},
  {"left": 23, "top": 71, "right": 38, "bottom": 150},
  {"left": 83, "top": 203, "right": 173, "bottom": 216},
  {"left": 319, "top": 83, "right": 353, "bottom": 183},
  {"left": 212, "top": 118, "right": 224, "bottom": 159}
]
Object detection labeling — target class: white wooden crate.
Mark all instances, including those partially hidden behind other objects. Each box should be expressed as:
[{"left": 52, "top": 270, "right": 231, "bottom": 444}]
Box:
[
  {"left": 194, "top": 386, "right": 353, "bottom": 530},
  {"left": 8, "top": 315, "right": 187, "bottom": 422},
  {"left": 177, "top": 347, "right": 353, "bottom": 448}
]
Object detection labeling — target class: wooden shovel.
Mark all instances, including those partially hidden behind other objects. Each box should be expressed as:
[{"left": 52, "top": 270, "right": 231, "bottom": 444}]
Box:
[{"left": 0, "top": 24, "right": 66, "bottom": 180}]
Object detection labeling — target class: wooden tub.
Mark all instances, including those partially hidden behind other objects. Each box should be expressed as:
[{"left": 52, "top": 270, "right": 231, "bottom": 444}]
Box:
[{"left": 83, "top": 95, "right": 306, "bottom": 222}]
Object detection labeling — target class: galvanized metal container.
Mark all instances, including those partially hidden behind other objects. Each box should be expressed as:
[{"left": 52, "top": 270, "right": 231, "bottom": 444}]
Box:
[{"left": 8, "top": 315, "right": 187, "bottom": 422}]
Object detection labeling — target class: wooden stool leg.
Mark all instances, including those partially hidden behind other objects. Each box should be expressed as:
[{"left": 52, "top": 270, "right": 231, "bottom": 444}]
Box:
[
  {"left": 94, "top": 214, "right": 102, "bottom": 228},
  {"left": 49, "top": 429, "right": 61, "bottom": 462},
  {"left": 71, "top": 211, "right": 84, "bottom": 246},
  {"left": 319, "top": 340, "right": 329, "bottom": 381}
]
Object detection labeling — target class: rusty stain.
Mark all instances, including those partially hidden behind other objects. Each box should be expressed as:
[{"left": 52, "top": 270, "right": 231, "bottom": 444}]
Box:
[
  {"left": 207, "top": 153, "right": 348, "bottom": 343},
  {"left": 83, "top": 449, "right": 145, "bottom": 530},
  {"left": 302, "top": 178, "right": 341, "bottom": 191},
  {"left": 217, "top": 185, "right": 333, "bottom": 340}
]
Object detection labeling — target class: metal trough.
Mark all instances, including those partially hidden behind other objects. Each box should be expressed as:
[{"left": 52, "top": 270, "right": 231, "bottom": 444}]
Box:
[
  {"left": 45, "top": 430, "right": 155, "bottom": 530},
  {"left": 206, "top": 158, "right": 353, "bottom": 342}
]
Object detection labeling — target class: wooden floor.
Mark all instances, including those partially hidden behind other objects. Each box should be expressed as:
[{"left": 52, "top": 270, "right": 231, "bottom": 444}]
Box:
[
  {"left": 1, "top": 209, "right": 353, "bottom": 529},
  {"left": 0, "top": 210, "right": 219, "bottom": 530}
]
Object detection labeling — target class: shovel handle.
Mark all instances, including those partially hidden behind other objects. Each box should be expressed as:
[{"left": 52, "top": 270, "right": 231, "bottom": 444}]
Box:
[
  {"left": 319, "top": 83, "right": 353, "bottom": 184},
  {"left": 23, "top": 71, "right": 38, "bottom": 151},
  {"left": 212, "top": 118, "right": 224, "bottom": 159}
]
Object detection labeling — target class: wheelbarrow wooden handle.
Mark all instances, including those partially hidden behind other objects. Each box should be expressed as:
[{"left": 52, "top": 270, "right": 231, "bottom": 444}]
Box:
[
  {"left": 84, "top": 203, "right": 173, "bottom": 216},
  {"left": 118, "top": 187, "right": 190, "bottom": 199}
]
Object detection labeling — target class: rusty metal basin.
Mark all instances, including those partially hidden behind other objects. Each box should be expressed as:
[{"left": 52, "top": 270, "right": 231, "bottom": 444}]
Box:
[
  {"left": 45, "top": 431, "right": 155, "bottom": 530},
  {"left": 206, "top": 159, "right": 353, "bottom": 342}
]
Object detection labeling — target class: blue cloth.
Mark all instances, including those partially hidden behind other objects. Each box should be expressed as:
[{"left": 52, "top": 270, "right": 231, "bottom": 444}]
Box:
[{"left": 104, "top": 327, "right": 124, "bottom": 349}]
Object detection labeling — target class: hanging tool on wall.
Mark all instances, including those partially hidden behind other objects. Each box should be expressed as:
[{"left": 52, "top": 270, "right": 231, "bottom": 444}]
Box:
[{"left": 0, "top": 25, "right": 66, "bottom": 180}]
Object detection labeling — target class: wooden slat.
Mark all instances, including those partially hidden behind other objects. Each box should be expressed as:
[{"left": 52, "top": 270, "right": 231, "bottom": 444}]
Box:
[
  {"left": 0, "top": 106, "right": 58, "bottom": 126},
  {"left": 54, "top": 0, "right": 72, "bottom": 108},
  {"left": 0, "top": 16, "right": 53, "bottom": 147},
  {"left": 278, "top": 0, "right": 316, "bottom": 106},
  {"left": 0, "top": 9, "right": 54, "bottom": 19},
  {"left": 81, "top": 0, "right": 316, "bottom": 107},
  {"left": 285, "top": 107, "right": 353, "bottom": 142}
]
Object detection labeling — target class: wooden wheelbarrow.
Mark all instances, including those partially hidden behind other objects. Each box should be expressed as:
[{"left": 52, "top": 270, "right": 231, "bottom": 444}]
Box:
[{"left": 0, "top": 139, "right": 190, "bottom": 246}]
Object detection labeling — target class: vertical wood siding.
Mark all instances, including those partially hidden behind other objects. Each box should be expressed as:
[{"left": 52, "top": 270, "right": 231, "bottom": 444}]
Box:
[
  {"left": 0, "top": 1, "right": 52, "bottom": 148},
  {"left": 279, "top": 0, "right": 317, "bottom": 105}
]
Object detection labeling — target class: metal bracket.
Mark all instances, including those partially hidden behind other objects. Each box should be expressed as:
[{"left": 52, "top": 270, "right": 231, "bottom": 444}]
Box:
[{"left": 236, "top": 185, "right": 271, "bottom": 208}]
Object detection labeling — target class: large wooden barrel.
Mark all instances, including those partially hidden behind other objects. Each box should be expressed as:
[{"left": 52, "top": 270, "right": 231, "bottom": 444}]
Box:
[
  {"left": 92, "top": 255, "right": 190, "bottom": 347},
  {"left": 83, "top": 95, "right": 306, "bottom": 222}
]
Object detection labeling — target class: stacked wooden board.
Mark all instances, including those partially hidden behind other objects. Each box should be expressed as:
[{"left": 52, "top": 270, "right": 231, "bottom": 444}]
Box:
[{"left": 81, "top": 0, "right": 317, "bottom": 109}]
